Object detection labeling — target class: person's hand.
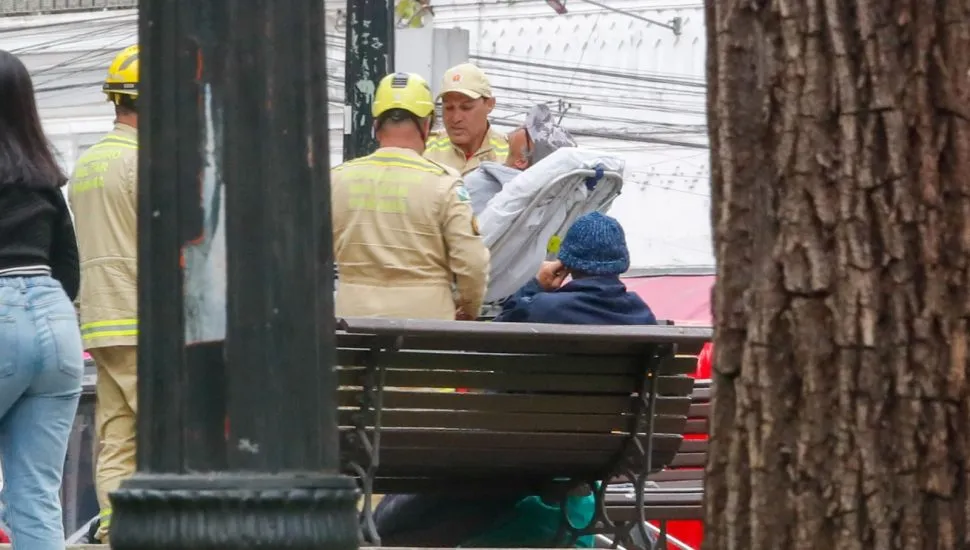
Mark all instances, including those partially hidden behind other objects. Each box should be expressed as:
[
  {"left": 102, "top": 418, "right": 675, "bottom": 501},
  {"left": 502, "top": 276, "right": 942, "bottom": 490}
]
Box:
[
  {"left": 536, "top": 260, "right": 567, "bottom": 291},
  {"left": 455, "top": 306, "right": 474, "bottom": 321}
]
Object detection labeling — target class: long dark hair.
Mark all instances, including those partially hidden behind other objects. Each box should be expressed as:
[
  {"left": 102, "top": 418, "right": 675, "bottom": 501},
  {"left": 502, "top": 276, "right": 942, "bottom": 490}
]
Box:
[{"left": 0, "top": 49, "right": 65, "bottom": 189}]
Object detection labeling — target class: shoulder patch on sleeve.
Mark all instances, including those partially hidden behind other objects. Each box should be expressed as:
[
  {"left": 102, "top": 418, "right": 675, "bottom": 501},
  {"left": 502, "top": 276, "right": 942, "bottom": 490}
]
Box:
[{"left": 455, "top": 185, "right": 471, "bottom": 203}]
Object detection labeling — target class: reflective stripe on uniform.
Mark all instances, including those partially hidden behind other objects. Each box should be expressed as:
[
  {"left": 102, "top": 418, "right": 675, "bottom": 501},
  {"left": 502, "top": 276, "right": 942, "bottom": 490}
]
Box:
[
  {"left": 89, "top": 136, "right": 138, "bottom": 150},
  {"left": 103, "top": 134, "right": 137, "bottom": 144},
  {"left": 425, "top": 134, "right": 507, "bottom": 158},
  {"left": 489, "top": 137, "right": 509, "bottom": 158},
  {"left": 81, "top": 319, "right": 138, "bottom": 342},
  {"left": 99, "top": 507, "right": 112, "bottom": 528},
  {"left": 338, "top": 152, "right": 444, "bottom": 175},
  {"left": 424, "top": 137, "right": 452, "bottom": 152}
]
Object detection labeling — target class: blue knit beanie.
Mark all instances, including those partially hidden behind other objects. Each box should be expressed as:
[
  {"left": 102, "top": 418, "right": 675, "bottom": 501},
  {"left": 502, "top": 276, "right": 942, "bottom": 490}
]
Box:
[{"left": 557, "top": 212, "right": 630, "bottom": 276}]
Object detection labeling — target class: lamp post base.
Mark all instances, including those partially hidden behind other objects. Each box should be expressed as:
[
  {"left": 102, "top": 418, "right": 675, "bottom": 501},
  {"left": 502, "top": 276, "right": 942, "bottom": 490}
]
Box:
[{"left": 109, "top": 473, "right": 360, "bottom": 549}]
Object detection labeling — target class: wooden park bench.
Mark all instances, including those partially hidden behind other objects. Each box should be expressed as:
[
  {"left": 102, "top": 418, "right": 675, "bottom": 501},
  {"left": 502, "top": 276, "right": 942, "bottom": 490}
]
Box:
[
  {"left": 604, "top": 379, "right": 710, "bottom": 548},
  {"left": 335, "top": 317, "right": 711, "bottom": 548}
]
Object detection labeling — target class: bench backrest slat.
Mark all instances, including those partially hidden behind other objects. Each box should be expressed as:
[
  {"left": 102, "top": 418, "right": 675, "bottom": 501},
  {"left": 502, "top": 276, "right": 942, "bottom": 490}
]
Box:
[
  {"left": 337, "top": 348, "right": 696, "bottom": 376},
  {"left": 340, "top": 408, "right": 690, "bottom": 434},
  {"left": 337, "top": 390, "right": 690, "bottom": 416},
  {"left": 338, "top": 368, "right": 694, "bottom": 394},
  {"left": 339, "top": 317, "right": 712, "bottom": 356},
  {"left": 340, "top": 317, "right": 713, "bottom": 343},
  {"left": 641, "top": 377, "right": 711, "bottom": 486},
  {"left": 346, "top": 428, "right": 687, "bottom": 453}
]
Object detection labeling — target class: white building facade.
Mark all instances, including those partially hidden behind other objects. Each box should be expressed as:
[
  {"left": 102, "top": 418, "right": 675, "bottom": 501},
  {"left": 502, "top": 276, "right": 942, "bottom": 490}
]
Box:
[{"left": 1, "top": 0, "right": 713, "bottom": 269}]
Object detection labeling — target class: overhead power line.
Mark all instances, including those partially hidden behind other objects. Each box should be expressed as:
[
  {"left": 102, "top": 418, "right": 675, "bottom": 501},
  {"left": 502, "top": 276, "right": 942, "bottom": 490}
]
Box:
[
  {"left": 577, "top": 0, "right": 682, "bottom": 35},
  {"left": 567, "top": 129, "right": 706, "bottom": 149},
  {"left": 17, "top": 13, "right": 709, "bottom": 150},
  {"left": 0, "top": 12, "right": 132, "bottom": 34},
  {"left": 471, "top": 54, "right": 705, "bottom": 89}
]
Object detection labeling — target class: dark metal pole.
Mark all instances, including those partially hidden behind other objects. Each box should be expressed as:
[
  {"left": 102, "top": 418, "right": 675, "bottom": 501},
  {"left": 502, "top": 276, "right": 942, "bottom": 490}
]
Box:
[
  {"left": 111, "top": 2, "right": 359, "bottom": 548},
  {"left": 342, "top": 0, "right": 394, "bottom": 161}
]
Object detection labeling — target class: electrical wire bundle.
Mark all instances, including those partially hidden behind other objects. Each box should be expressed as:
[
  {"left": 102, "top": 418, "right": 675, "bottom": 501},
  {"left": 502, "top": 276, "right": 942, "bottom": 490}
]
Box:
[{"left": 6, "top": 6, "right": 707, "bottom": 149}]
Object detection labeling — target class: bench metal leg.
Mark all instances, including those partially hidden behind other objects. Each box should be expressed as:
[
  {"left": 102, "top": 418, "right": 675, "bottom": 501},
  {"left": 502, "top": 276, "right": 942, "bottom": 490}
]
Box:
[
  {"left": 656, "top": 520, "right": 667, "bottom": 549},
  {"left": 346, "top": 341, "right": 394, "bottom": 546},
  {"left": 623, "top": 345, "right": 674, "bottom": 550},
  {"left": 555, "top": 344, "right": 675, "bottom": 549}
]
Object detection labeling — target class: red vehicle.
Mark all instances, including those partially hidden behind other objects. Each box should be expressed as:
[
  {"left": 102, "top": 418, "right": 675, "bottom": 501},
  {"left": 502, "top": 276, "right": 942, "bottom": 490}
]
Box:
[{"left": 624, "top": 271, "right": 713, "bottom": 549}]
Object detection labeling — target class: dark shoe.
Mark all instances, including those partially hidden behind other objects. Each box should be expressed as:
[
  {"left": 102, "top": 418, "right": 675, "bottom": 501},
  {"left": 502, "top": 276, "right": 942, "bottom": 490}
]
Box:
[{"left": 84, "top": 518, "right": 101, "bottom": 543}]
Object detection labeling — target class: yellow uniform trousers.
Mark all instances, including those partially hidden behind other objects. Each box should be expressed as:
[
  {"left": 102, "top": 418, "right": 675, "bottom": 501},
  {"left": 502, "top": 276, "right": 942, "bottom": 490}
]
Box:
[{"left": 89, "top": 345, "right": 137, "bottom": 543}]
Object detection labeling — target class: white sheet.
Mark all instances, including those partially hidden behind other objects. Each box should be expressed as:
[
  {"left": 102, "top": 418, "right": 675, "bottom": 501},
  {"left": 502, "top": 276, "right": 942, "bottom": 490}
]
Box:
[{"left": 478, "top": 147, "right": 625, "bottom": 303}]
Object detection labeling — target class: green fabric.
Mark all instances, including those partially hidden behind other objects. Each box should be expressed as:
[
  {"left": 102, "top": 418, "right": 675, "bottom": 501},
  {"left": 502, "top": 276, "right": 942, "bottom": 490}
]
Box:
[{"left": 460, "top": 492, "right": 595, "bottom": 548}]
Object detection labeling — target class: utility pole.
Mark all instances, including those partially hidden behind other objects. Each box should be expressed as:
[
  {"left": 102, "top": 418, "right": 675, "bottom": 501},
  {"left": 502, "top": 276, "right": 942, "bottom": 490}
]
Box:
[
  {"left": 110, "top": 2, "right": 359, "bottom": 548},
  {"left": 343, "top": 0, "right": 395, "bottom": 161}
]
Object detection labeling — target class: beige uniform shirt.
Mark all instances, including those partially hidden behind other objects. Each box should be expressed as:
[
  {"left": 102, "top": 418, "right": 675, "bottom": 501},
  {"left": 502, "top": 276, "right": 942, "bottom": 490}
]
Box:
[
  {"left": 332, "top": 147, "right": 490, "bottom": 319},
  {"left": 423, "top": 127, "right": 509, "bottom": 175},
  {"left": 68, "top": 123, "right": 139, "bottom": 349}
]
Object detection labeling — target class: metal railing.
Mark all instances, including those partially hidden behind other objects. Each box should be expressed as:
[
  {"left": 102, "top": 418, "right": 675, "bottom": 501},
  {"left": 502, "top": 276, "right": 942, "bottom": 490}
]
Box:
[{"left": 0, "top": 0, "right": 137, "bottom": 16}]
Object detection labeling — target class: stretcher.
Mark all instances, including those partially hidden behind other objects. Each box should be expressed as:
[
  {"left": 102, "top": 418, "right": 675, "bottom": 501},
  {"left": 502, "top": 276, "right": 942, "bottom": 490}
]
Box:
[{"left": 477, "top": 147, "right": 626, "bottom": 304}]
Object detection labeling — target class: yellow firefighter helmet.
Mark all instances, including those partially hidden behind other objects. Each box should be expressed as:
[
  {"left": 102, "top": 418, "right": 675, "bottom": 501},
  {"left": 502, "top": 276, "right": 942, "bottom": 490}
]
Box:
[
  {"left": 103, "top": 45, "right": 139, "bottom": 103},
  {"left": 372, "top": 72, "right": 435, "bottom": 119}
]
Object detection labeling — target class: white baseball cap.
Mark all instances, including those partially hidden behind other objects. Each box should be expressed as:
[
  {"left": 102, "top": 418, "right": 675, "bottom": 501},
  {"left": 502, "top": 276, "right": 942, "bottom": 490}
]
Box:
[{"left": 438, "top": 63, "right": 493, "bottom": 100}]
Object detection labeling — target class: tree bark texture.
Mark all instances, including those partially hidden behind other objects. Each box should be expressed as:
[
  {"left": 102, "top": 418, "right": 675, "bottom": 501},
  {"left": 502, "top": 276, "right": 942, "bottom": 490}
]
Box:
[{"left": 705, "top": 1, "right": 970, "bottom": 549}]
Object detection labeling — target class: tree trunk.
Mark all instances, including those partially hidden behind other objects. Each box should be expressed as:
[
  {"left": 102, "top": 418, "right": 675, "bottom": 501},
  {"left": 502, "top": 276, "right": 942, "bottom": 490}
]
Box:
[{"left": 704, "top": 1, "right": 970, "bottom": 549}]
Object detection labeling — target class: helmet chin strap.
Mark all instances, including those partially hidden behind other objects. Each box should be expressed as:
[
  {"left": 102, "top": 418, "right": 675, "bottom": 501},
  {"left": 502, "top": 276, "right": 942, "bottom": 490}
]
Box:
[{"left": 414, "top": 113, "right": 433, "bottom": 143}]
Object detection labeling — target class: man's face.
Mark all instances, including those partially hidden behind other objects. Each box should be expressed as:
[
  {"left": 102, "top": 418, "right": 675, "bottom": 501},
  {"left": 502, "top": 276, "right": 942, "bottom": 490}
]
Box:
[
  {"left": 505, "top": 128, "right": 532, "bottom": 170},
  {"left": 441, "top": 92, "right": 494, "bottom": 148}
]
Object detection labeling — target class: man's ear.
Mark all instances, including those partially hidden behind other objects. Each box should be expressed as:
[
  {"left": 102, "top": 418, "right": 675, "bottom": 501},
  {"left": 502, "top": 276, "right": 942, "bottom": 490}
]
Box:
[{"left": 484, "top": 97, "right": 496, "bottom": 114}]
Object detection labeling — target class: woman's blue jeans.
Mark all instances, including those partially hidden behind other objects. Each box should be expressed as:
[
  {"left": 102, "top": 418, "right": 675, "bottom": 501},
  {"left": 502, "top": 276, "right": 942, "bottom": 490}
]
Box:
[{"left": 0, "top": 275, "right": 83, "bottom": 548}]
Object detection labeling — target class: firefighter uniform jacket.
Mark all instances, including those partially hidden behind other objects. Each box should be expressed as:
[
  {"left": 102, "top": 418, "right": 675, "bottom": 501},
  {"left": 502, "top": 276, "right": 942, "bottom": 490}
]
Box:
[
  {"left": 423, "top": 126, "right": 509, "bottom": 175},
  {"left": 68, "top": 123, "right": 139, "bottom": 349},
  {"left": 331, "top": 147, "right": 490, "bottom": 319}
]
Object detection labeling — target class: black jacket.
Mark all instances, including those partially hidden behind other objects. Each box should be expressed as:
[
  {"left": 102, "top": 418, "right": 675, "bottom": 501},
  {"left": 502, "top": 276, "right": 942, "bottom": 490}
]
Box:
[
  {"left": 0, "top": 184, "right": 80, "bottom": 300},
  {"left": 494, "top": 275, "right": 657, "bottom": 325}
]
